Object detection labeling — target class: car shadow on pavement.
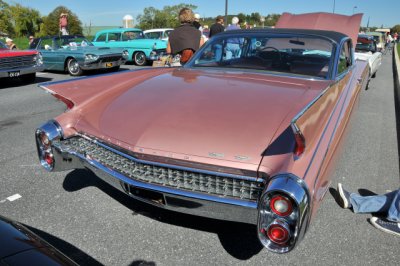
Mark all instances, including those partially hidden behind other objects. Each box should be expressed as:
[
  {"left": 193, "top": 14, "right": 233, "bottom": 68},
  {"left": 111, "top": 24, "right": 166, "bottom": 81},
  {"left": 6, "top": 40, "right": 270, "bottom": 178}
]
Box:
[
  {"left": 24, "top": 224, "right": 102, "bottom": 266},
  {"left": 63, "top": 169, "right": 264, "bottom": 260},
  {"left": 0, "top": 76, "right": 52, "bottom": 89}
]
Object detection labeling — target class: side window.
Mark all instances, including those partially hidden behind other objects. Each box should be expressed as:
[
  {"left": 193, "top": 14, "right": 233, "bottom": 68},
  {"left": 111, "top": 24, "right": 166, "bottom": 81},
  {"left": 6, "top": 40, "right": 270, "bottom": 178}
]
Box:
[
  {"left": 39, "top": 39, "right": 54, "bottom": 50},
  {"left": 96, "top": 33, "right": 107, "bottom": 42},
  {"left": 337, "top": 40, "right": 352, "bottom": 75},
  {"left": 108, "top": 33, "right": 121, "bottom": 41},
  {"left": 145, "top": 32, "right": 161, "bottom": 39}
]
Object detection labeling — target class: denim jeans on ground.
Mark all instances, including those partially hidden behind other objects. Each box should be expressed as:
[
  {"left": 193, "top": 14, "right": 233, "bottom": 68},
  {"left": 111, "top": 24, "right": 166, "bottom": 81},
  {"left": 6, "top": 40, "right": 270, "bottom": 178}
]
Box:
[{"left": 350, "top": 189, "right": 400, "bottom": 222}]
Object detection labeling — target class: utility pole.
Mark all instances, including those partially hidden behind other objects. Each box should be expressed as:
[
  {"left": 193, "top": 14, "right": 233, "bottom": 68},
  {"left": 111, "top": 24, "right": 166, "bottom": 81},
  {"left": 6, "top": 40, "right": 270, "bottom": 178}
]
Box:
[
  {"left": 225, "top": 0, "right": 228, "bottom": 26},
  {"left": 333, "top": 0, "right": 336, "bottom": 14}
]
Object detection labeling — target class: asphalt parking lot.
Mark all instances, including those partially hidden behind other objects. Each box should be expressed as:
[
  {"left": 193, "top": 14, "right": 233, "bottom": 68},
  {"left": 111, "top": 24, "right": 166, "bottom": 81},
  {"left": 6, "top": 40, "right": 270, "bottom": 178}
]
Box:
[{"left": 0, "top": 56, "right": 399, "bottom": 265}]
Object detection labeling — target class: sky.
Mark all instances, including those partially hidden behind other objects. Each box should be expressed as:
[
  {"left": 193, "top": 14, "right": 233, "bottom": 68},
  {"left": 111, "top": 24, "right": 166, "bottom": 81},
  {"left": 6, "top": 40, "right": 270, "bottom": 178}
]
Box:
[{"left": 7, "top": 0, "right": 400, "bottom": 28}]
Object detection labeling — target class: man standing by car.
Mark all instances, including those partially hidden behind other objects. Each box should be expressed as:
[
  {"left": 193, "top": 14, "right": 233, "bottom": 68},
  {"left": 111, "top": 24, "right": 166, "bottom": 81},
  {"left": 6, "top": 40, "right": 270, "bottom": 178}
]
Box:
[{"left": 209, "top": 15, "right": 225, "bottom": 38}]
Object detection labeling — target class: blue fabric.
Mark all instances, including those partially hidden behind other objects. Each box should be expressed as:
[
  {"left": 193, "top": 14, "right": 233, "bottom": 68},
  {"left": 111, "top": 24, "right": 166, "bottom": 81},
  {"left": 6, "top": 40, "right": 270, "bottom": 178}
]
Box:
[
  {"left": 225, "top": 43, "right": 240, "bottom": 59},
  {"left": 350, "top": 189, "right": 400, "bottom": 222}
]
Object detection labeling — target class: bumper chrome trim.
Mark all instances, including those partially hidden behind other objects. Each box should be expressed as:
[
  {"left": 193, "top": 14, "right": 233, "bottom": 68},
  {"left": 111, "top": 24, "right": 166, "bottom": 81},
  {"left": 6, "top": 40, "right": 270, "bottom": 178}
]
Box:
[
  {"left": 0, "top": 64, "right": 45, "bottom": 78},
  {"left": 52, "top": 143, "right": 258, "bottom": 224}
]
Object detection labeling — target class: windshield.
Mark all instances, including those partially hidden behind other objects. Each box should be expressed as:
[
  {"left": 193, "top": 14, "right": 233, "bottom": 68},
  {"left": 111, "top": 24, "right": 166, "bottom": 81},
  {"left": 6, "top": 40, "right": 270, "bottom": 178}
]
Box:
[
  {"left": 356, "top": 37, "right": 376, "bottom": 52},
  {"left": 53, "top": 36, "right": 93, "bottom": 49},
  {"left": 191, "top": 34, "right": 333, "bottom": 79}
]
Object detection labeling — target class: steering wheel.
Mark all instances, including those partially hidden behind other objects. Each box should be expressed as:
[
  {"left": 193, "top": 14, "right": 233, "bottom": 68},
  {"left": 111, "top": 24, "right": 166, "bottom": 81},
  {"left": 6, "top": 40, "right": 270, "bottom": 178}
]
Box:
[{"left": 258, "top": 46, "right": 282, "bottom": 66}]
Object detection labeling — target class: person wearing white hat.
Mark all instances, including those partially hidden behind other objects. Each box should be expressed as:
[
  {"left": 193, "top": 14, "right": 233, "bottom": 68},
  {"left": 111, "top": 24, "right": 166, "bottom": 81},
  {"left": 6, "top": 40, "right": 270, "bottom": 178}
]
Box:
[
  {"left": 193, "top": 13, "right": 203, "bottom": 32},
  {"left": 225, "top": 17, "right": 242, "bottom": 59},
  {"left": 5, "top": 37, "right": 17, "bottom": 50}
]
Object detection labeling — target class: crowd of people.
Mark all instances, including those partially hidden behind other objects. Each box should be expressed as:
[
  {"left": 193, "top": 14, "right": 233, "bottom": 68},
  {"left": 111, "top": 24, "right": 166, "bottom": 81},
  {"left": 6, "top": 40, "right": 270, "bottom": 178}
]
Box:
[{"left": 166, "top": 8, "right": 253, "bottom": 64}]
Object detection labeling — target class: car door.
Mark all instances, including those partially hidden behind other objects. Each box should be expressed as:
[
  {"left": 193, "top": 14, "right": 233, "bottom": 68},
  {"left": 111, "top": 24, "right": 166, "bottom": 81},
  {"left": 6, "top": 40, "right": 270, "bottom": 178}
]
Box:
[
  {"left": 37, "top": 38, "right": 58, "bottom": 70},
  {"left": 313, "top": 39, "right": 366, "bottom": 202},
  {"left": 93, "top": 32, "right": 108, "bottom": 47}
]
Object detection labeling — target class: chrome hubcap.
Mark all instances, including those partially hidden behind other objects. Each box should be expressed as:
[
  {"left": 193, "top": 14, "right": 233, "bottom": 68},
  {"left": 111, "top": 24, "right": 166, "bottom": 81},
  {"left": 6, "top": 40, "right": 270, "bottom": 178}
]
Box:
[{"left": 68, "top": 60, "right": 80, "bottom": 74}]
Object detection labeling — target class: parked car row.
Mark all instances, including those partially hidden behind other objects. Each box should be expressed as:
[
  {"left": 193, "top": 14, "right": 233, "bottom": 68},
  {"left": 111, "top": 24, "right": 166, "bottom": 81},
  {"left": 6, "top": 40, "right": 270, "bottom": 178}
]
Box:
[{"left": 354, "top": 34, "right": 382, "bottom": 82}]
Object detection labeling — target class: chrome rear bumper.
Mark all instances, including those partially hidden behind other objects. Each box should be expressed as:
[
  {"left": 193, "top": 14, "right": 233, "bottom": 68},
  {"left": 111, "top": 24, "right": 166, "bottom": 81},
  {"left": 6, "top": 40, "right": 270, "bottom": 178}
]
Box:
[{"left": 51, "top": 142, "right": 259, "bottom": 224}]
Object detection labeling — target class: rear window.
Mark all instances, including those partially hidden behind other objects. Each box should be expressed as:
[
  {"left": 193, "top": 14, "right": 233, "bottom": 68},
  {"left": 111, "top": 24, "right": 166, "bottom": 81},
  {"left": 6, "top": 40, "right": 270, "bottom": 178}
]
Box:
[{"left": 192, "top": 34, "right": 333, "bottom": 79}]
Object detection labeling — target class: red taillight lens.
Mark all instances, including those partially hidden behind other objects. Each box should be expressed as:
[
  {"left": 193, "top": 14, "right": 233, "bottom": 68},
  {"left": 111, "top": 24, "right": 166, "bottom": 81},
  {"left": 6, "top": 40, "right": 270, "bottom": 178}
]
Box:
[
  {"left": 267, "top": 223, "right": 290, "bottom": 245},
  {"left": 270, "top": 195, "right": 293, "bottom": 216},
  {"left": 44, "top": 152, "right": 54, "bottom": 166},
  {"left": 294, "top": 132, "right": 305, "bottom": 157}
]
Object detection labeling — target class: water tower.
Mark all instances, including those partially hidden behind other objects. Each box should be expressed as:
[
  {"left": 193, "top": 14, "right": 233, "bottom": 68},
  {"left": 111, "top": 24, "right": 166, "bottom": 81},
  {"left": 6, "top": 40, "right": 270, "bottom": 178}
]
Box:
[{"left": 123, "top": 15, "right": 134, "bottom": 28}]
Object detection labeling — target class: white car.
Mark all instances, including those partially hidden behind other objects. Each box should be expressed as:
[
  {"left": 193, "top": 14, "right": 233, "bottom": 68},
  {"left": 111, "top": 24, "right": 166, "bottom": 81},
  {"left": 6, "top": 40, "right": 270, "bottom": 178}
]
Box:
[
  {"left": 354, "top": 34, "right": 382, "bottom": 79},
  {"left": 144, "top": 28, "right": 173, "bottom": 41}
]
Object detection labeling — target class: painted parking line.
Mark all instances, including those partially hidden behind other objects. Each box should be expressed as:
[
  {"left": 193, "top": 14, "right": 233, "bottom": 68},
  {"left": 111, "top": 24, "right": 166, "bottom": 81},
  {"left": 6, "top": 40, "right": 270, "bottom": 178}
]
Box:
[
  {"left": 7, "top": 194, "right": 22, "bottom": 201},
  {"left": 0, "top": 194, "right": 22, "bottom": 204}
]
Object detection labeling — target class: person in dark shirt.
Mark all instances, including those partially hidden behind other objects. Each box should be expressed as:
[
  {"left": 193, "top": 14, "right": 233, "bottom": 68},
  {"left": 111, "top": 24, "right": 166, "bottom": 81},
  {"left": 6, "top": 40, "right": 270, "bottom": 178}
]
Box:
[
  {"left": 208, "top": 15, "right": 225, "bottom": 61},
  {"left": 209, "top": 15, "right": 225, "bottom": 38},
  {"left": 167, "top": 8, "right": 204, "bottom": 64}
]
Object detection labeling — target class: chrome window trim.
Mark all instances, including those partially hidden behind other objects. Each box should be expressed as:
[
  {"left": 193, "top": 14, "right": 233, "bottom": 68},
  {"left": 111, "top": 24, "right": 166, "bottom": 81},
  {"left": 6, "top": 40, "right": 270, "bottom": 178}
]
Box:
[{"left": 187, "top": 32, "right": 338, "bottom": 80}]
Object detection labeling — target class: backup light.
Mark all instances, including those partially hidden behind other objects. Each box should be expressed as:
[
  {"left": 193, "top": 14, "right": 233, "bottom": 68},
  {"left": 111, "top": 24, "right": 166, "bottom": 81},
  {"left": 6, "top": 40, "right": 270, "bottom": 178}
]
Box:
[
  {"left": 270, "top": 195, "right": 293, "bottom": 217},
  {"left": 39, "top": 132, "right": 50, "bottom": 148}
]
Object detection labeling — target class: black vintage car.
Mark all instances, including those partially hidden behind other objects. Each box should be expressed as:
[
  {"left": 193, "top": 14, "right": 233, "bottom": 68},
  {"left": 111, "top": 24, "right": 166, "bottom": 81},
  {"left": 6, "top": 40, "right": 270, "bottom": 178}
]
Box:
[{"left": 0, "top": 215, "right": 76, "bottom": 265}]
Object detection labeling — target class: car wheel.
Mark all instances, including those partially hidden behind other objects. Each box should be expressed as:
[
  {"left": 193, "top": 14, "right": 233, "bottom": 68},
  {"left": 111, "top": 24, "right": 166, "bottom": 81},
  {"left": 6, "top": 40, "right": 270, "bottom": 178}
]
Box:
[
  {"left": 133, "top": 52, "right": 147, "bottom": 66},
  {"left": 20, "top": 73, "right": 36, "bottom": 84},
  {"left": 67, "top": 58, "right": 83, "bottom": 76}
]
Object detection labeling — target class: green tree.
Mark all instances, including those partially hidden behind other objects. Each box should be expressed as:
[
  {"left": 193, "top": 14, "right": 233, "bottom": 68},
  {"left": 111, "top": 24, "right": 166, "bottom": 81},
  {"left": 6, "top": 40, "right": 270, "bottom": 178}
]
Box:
[
  {"left": 137, "top": 4, "right": 197, "bottom": 30},
  {"left": 10, "top": 4, "right": 42, "bottom": 37},
  {"left": 0, "top": 0, "right": 14, "bottom": 36},
  {"left": 265, "top": 14, "right": 281, "bottom": 27},
  {"left": 42, "top": 6, "right": 83, "bottom": 36},
  {"left": 391, "top": 24, "right": 400, "bottom": 34}
]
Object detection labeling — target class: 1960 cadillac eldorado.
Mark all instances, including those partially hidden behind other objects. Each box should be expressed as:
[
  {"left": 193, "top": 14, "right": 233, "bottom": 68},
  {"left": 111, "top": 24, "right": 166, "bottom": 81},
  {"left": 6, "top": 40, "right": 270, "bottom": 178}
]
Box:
[{"left": 35, "top": 13, "right": 369, "bottom": 253}]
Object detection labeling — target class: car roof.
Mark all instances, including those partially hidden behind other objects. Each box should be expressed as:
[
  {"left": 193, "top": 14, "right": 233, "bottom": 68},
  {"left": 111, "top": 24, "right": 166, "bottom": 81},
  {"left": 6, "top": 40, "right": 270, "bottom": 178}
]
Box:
[
  {"left": 96, "top": 28, "right": 142, "bottom": 34},
  {"left": 216, "top": 28, "right": 348, "bottom": 44},
  {"left": 144, "top": 28, "right": 173, "bottom": 32},
  {"left": 358, "top": 34, "right": 374, "bottom": 40},
  {"left": 365, "top": 32, "right": 383, "bottom": 36}
]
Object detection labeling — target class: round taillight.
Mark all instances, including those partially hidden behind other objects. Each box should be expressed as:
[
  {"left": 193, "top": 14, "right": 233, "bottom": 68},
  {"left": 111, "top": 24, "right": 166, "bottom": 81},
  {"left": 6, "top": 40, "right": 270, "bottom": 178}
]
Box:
[
  {"left": 44, "top": 152, "right": 54, "bottom": 166},
  {"left": 267, "top": 223, "right": 290, "bottom": 245},
  {"left": 40, "top": 132, "right": 50, "bottom": 149},
  {"left": 270, "top": 195, "right": 293, "bottom": 216}
]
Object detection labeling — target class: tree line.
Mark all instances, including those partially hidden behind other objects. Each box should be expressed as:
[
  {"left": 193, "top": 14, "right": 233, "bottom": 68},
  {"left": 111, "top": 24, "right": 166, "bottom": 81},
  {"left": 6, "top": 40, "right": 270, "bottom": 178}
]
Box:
[
  {"left": 136, "top": 4, "right": 281, "bottom": 29},
  {"left": 2, "top": 1, "right": 398, "bottom": 38},
  {"left": 0, "top": 1, "right": 82, "bottom": 37}
]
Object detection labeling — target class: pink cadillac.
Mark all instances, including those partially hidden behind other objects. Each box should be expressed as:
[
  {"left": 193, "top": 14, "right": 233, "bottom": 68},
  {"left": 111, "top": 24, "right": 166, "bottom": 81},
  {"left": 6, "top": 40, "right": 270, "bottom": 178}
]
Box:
[{"left": 35, "top": 13, "right": 369, "bottom": 253}]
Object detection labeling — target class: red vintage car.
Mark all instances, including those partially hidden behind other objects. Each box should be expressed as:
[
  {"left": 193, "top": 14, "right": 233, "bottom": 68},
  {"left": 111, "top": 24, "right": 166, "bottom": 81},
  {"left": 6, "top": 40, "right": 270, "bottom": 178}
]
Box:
[
  {"left": 35, "top": 13, "right": 369, "bottom": 253},
  {"left": 0, "top": 40, "right": 44, "bottom": 83}
]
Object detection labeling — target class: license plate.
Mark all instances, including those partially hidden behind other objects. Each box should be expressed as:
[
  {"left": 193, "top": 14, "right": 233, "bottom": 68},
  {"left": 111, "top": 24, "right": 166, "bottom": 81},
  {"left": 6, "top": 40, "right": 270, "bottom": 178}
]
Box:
[
  {"left": 8, "top": 71, "right": 20, "bottom": 77},
  {"left": 105, "top": 62, "right": 113, "bottom": 68}
]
